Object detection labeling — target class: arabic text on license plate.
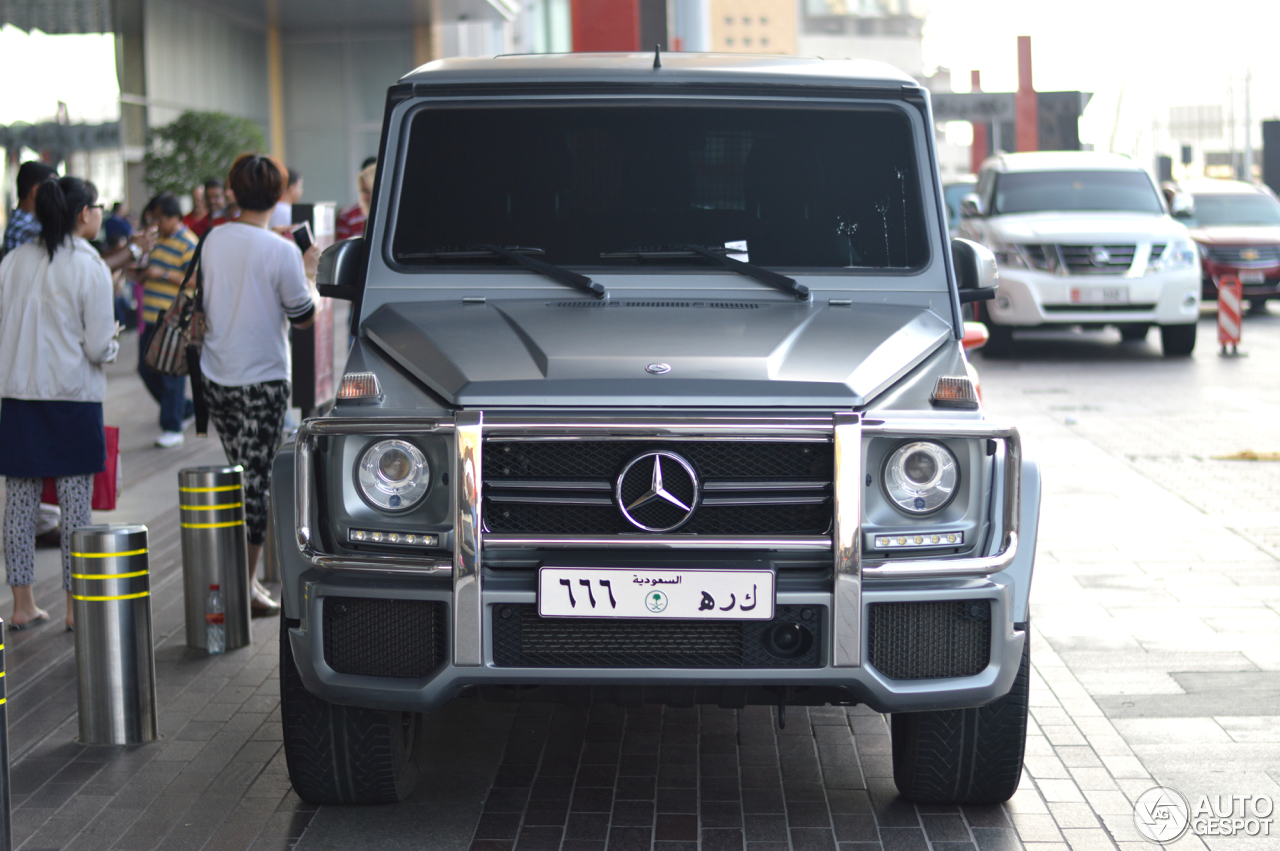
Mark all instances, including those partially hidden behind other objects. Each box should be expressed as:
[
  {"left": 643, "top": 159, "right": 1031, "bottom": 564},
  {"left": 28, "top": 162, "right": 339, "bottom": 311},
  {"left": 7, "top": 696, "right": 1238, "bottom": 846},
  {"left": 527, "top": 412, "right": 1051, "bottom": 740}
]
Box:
[
  {"left": 1239, "top": 270, "right": 1266, "bottom": 284},
  {"left": 537, "top": 567, "right": 774, "bottom": 620},
  {"left": 1069, "top": 286, "right": 1128, "bottom": 304}
]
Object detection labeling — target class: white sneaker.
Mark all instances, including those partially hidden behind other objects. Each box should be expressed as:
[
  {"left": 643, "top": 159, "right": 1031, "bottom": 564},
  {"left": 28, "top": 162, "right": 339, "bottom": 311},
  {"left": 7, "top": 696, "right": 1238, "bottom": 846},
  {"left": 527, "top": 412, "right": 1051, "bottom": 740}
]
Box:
[{"left": 155, "top": 431, "right": 185, "bottom": 448}]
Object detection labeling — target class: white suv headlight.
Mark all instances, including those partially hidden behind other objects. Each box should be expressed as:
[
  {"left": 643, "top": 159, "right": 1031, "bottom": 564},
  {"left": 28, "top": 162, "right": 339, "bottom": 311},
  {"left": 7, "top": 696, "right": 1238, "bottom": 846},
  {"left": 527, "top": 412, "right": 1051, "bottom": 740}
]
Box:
[
  {"left": 357, "top": 439, "right": 431, "bottom": 511},
  {"left": 990, "top": 241, "right": 1027, "bottom": 269},
  {"left": 883, "top": 441, "right": 959, "bottom": 515},
  {"left": 1151, "top": 238, "right": 1198, "bottom": 272}
]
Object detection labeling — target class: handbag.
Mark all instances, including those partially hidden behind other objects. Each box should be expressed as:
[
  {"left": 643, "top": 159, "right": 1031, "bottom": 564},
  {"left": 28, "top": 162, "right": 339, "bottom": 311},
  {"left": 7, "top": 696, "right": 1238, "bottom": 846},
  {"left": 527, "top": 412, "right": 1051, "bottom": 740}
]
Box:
[
  {"left": 41, "top": 425, "right": 122, "bottom": 511},
  {"left": 143, "top": 228, "right": 210, "bottom": 377},
  {"left": 143, "top": 228, "right": 211, "bottom": 435}
]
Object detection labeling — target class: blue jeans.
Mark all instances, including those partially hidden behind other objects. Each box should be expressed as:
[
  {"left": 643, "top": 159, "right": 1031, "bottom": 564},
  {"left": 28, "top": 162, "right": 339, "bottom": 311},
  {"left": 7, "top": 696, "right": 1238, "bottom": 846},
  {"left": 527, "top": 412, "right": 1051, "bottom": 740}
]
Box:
[{"left": 138, "top": 322, "right": 192, "bottom": 433}]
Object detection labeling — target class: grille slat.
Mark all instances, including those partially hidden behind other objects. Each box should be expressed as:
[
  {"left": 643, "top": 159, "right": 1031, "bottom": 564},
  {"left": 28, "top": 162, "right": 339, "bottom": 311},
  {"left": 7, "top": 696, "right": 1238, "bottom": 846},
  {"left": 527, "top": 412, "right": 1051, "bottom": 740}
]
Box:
[
  {"left": 483, "top": 440, "right": 833, "bottom": 536},
  {"left": 323, "top": 597, "right": 447, "bottom": 678},
  {"left": 866, "top": 600, "right": 991, "bottom": 680},
  {"left": 492, "top": 604, "right": 822, "bottom": 668}
]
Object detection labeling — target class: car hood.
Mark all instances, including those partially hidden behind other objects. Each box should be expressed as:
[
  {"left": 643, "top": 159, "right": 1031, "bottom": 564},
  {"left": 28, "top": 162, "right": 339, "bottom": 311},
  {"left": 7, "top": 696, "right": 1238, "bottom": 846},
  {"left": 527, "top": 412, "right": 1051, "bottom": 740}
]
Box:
[
  {"left": 361, "top": 298, "right": 953, "bottom": 407},
  {"left": 989, "top": 212, "right": 1187, "bottom": 243},
  {"left": 1187, "top": 225, "right": 1280, "bottom": 245}
]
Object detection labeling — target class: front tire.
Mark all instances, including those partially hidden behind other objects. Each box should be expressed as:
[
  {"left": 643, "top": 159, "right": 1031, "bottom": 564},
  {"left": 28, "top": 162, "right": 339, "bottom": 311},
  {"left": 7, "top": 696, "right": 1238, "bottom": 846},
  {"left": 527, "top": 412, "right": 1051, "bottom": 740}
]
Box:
[
  {"left": 280, "top": 615, "right": 421, "bottom": 804},
  {"left": 1118, "top": 323, "right": 1149, "bottom": 342},
  {"left": 979, "top": 305, "right": 1014, "bottom": 358},
  {"left": 1160, "top": 322, "right": 1197, "bottom": 357},
  {"left": 890, "top": 637, "right": 1029, "bottom": 805}
]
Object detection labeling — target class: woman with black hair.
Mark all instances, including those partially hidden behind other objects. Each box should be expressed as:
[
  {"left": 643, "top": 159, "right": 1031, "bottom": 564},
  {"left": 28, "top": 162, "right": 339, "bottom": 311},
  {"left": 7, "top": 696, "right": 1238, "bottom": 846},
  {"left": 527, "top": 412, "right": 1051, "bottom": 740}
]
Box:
[
  {"left": 0, "top": 176, "right": 119, "bottom": 631},
  {"left": 201, "top": 154, "right": 318, "bottom": 616}
]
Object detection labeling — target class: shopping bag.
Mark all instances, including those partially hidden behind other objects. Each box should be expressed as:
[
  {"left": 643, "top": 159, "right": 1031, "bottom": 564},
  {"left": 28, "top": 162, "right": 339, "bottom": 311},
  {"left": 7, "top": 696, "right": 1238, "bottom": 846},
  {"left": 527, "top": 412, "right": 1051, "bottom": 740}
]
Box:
[{"left": 40, "top": 425, "right": 122, "bottom": 511}]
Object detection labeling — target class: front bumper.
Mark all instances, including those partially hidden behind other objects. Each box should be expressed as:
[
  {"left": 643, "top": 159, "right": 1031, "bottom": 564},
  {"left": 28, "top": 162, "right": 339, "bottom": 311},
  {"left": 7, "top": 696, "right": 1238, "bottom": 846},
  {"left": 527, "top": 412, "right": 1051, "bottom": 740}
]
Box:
[
  {"left": 1200, "top": 260, "right": 1280, "bottom": 300},
  {"left": 278, "top": 413, "right": 1039, "bottom": 715},
  {"left": 989, "top": 266, "right": 1200, "bottom": 326}
]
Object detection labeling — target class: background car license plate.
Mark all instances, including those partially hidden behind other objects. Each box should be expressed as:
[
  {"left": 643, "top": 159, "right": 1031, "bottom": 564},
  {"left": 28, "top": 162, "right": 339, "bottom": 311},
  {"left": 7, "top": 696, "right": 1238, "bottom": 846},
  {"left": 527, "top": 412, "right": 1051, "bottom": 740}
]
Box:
[
  {"left": 1070, "top": 286, "right": 1127, "bottom": 304},
  {"left": 1239, "top": 270, "right": 1266, "bottom": 284},
  {"left": 538, "top": 567, "right": 774, "bottom": 620}
]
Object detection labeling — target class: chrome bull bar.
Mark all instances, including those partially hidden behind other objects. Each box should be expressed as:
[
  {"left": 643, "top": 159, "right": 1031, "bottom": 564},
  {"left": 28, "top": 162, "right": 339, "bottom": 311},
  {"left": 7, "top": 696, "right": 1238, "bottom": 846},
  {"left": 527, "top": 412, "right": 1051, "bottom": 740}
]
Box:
[{"left": 294, "top": 413, "right": 1022, "bottom": 671}]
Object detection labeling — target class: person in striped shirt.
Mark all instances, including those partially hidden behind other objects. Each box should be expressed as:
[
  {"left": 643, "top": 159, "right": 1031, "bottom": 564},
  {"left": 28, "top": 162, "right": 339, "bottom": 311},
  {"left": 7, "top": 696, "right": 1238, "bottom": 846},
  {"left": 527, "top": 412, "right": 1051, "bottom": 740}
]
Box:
[{"left": 137, "top": 193, "right": 198, "bottom": 448}]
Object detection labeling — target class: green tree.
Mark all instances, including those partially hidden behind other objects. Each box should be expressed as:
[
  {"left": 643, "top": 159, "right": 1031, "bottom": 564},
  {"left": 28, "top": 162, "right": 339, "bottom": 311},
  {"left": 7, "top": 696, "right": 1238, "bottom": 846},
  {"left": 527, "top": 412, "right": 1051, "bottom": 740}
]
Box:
[{"left": 143, "top": 110, "right": 267, "bottom": 198}]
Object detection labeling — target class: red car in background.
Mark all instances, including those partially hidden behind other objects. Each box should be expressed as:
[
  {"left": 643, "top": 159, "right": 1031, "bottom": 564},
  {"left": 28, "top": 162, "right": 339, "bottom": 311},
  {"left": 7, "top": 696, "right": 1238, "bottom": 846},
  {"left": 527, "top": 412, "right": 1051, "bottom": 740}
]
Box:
[{"left": 1174, "top": 178, "right": 1280, "bottom": 311}]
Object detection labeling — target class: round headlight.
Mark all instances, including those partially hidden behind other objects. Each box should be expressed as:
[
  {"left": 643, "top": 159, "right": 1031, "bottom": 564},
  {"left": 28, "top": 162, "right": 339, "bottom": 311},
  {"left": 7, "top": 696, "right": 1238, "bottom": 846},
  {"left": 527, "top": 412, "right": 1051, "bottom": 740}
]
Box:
[
  {"left": 883, "top": 441, "right": 959, "bottom": 515},
  {"left": 357, "top": 439, "right": 430, "bottom": 511}
]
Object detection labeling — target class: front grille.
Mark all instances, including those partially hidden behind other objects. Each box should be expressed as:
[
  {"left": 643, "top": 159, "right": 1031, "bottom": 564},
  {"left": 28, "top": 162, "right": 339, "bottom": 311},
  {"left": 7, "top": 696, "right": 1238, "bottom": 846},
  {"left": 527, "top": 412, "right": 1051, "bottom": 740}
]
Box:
[
  {"left": 866, "top": 600, "right": 991, "bottom": 680},
  {"left": 1057, "top": 243, "right": 1136, "bottom": 275},
  {"left": 492, "top": 604, "right": 823, "bottom": 668},
  {"left": 484, "top": 440, "right": 832, "bottom": 536},
  {"left": 1204, "top": 245, "right": 1280, "bottom": 266},
  {"left": 322, "top": 597, "right": 447, "bottom": 678}
]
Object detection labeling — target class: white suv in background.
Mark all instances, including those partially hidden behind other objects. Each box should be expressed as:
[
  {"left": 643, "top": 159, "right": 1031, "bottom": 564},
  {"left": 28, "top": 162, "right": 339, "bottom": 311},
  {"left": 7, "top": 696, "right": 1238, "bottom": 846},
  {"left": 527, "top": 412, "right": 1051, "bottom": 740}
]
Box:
[{"left": 959, "top": 152, "right": 1201, "bottom": 356}]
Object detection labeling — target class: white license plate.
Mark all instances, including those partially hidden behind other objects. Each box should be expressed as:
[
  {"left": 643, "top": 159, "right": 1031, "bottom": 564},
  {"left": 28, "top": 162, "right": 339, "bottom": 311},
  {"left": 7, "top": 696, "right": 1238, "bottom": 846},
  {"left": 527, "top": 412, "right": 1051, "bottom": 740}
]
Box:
[
  {"left": 1239, "top": 270, "right": 1266, "bottom": 284},
  {"left": 537, "top": 567, "right": 775, "bottom": 620},
  {"left": 1069, "top": 286, "right": 1128, "bottom": 304}
]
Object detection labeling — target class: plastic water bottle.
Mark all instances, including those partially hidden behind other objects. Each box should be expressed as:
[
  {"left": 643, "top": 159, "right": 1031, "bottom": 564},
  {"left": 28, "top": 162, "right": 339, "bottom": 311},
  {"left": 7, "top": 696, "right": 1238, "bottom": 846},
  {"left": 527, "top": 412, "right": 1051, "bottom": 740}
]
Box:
[{"left": 206, "top": 584, "right": 225, "bottom": 655}]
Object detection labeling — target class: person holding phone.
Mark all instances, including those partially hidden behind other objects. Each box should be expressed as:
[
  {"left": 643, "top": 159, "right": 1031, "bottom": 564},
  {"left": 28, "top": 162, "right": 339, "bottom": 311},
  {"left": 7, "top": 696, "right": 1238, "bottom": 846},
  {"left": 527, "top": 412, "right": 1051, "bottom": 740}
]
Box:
[{"left": 199, "top": 154, "right": 319, "bottom": 615}]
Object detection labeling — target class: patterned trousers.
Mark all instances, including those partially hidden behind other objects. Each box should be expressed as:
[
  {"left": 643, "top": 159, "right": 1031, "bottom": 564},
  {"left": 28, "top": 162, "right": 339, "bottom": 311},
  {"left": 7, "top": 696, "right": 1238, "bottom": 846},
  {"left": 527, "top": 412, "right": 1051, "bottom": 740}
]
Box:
[
  {"left": 204, "top": 379, "right": 290, "bottom": 546},
  {"left": 3, "top": 475, "right": 92, "bottom": 590}
]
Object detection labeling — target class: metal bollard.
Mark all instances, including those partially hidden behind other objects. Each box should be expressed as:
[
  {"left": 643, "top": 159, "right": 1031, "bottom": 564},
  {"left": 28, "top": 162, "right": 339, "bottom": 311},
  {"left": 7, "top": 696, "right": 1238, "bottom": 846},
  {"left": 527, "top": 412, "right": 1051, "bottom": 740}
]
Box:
[
  {"left": 70, "top": 525, "right": 159, "bottom": 745},
  {"left": 179, "top": 467, "right": 251, "bottom": 651},
  {"left": 0, "top": 618, "right": 11, "bottom": 851}
]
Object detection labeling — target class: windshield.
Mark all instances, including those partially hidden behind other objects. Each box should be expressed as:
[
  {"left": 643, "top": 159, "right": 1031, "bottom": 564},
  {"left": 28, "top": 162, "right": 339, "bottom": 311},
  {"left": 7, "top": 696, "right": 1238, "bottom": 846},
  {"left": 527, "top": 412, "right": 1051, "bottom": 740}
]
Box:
[
  {"left": 392, "top": 103, "right": 929, "bottom": 270},
  {"left": 1186, "top": 193, "right": 1280, "bottom": 227},
  {"left": 993, "top": 170, "right": 1164, "bottom": 215}
]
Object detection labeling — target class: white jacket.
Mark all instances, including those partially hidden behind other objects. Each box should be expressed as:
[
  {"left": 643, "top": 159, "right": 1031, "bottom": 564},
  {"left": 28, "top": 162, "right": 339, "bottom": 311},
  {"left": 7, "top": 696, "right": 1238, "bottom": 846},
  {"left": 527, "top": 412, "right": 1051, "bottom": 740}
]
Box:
[{"left": 0, "top": 237, "right": 118, "bottom": 402}]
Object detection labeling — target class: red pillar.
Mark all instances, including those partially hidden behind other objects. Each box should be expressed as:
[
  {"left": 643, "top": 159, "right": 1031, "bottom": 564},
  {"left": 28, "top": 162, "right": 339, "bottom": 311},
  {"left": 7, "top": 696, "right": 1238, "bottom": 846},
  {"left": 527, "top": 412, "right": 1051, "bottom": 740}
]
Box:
[
  {"left": 970, "top": 70, "right": 989, "bottom": 174},
  {"left": 572, "top": 0, "right": 640, "bottom": 52},
  {"left": 1015, "top": 35, "right": 1038, "bottom": 152}
]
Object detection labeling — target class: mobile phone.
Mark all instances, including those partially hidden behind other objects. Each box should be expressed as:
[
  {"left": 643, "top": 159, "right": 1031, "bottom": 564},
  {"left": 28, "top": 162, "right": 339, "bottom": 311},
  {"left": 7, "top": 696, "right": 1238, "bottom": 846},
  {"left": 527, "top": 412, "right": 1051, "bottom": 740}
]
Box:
[{"left": 292, "top": 221, "right": 314, "bottom": 254}]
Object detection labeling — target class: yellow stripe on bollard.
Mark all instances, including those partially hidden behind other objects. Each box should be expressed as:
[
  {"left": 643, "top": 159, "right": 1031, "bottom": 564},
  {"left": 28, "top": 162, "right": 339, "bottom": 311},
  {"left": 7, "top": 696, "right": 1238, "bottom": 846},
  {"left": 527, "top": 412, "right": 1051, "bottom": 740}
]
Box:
[
  {"left": 180, "top": 520, "right": 245, "bottom": 529},
  {"left": 72, "top": 591, "right": 151, "bottom": 602},
  {"left": 179, "top": 502, "right": 243, "bottom": 511},
  {"left": 70, "top": 548, "right": 148, "bottom": 558},
  {"left": 71, "top": 569, "right": 150, "bottom": 581},
  {"left": 179, "top": 484, "right": 241, "bottom": 493}
]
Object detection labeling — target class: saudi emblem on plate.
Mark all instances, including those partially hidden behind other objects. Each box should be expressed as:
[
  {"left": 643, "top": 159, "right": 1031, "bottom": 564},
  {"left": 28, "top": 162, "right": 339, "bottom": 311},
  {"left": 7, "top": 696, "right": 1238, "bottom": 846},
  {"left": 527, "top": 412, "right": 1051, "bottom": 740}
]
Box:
[{"left": 645, "top": 590, "right": 669, "bottom": 613}]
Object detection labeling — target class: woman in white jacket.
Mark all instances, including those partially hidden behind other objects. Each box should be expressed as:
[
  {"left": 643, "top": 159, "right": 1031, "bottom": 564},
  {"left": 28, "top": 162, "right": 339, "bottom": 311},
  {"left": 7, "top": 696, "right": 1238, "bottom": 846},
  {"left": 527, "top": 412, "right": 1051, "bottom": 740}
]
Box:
[{"left": 0, "top": 177, "right": 118, "bottom": 631}]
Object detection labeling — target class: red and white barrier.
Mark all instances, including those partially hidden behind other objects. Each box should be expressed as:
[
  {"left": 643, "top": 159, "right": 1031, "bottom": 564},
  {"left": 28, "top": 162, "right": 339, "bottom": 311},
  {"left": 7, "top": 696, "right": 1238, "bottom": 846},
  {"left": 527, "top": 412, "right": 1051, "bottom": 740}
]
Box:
[{"left": 1218, "top": 274, "right": 1243, "bottom": 355}]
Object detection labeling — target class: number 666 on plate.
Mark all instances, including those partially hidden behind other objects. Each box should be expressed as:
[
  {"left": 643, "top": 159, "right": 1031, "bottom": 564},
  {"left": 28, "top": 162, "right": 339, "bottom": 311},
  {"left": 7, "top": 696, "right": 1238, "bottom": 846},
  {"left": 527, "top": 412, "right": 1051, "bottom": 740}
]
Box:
[{"left": 537, "top": 567, "right": 775, "bottom": 620}]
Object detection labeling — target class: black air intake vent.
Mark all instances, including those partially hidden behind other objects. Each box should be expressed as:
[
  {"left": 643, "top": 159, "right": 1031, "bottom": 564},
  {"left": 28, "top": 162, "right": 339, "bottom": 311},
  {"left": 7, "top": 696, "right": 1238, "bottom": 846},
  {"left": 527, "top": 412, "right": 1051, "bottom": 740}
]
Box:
[
  {"left": 867, "top": 600, "right": 991, "bottom": 680},
  {"left": 323, "top": 597, "right": 446, "bottom": 678},
  {"left": 492, "top": 605, "right": 822, "bottom": 668}
]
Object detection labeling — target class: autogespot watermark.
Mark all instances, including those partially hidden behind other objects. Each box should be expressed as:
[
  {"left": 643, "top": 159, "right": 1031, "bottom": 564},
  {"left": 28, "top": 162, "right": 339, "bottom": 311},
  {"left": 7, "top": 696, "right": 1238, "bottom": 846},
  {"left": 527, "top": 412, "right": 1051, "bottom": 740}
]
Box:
[{"left": 1134, "top": 785, "right": 1275, "bottom": 843}]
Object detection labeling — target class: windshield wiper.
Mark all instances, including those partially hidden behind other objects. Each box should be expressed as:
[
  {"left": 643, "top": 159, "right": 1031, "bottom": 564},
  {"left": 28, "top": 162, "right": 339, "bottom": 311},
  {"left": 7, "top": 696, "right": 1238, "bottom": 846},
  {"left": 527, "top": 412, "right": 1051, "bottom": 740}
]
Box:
[
  {"left": 401, "top": 244, "right": 607, "bottom": 299},
  {"left": 600, "top": 245, "right": 810, "bottom": 301}
]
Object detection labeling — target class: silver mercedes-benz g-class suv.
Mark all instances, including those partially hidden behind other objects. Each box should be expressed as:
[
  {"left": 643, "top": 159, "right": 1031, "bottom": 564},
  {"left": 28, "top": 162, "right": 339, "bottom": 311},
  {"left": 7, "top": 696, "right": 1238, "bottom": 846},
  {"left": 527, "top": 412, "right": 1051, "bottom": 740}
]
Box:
[{"left": 270, "top": 52, "right": 1040, "bottom": 808}]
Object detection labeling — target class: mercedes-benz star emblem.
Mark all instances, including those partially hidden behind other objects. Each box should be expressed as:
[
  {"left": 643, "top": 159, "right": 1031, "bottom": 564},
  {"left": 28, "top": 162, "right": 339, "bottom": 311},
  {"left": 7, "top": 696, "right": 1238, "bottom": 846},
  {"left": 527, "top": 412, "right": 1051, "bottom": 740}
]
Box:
[
  {"left": 615, "top": 451, "right": 699, "bottom": 532},
  {"left": 646, "top": 363, "right": 671, "bottom": 375},
  {"left": 1090, "top": 246, "right": 1111, "bottom": 267}
]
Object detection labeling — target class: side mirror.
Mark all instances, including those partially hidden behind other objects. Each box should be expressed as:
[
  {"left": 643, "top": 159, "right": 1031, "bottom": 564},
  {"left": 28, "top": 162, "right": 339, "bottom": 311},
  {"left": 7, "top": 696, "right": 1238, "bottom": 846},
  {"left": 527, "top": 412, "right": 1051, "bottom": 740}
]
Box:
[
  {"left": 960, "top": 193, "right": 984, "bottom": 218},
  {"left": 951, "top": 237, "right": 998, "bottom": 304},
  {"left": 1170, "top": 192, "right": 1194, "bottom": 219},
  {"left": 317, "top": 237, "right": 366, "bottom": 301}
]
